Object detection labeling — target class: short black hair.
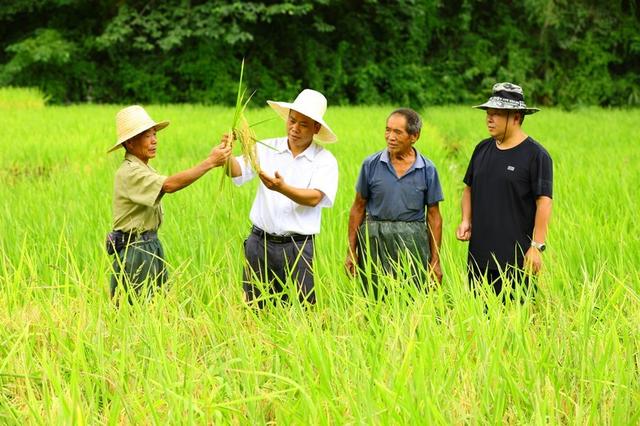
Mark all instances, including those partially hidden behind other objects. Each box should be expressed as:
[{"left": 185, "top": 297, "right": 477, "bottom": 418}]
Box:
[
  {"left": 388, "top": 108, "right": 422, "bottom": 136},
  {"left": 504, "top": 110, "right": 526, "bottom": 125}
]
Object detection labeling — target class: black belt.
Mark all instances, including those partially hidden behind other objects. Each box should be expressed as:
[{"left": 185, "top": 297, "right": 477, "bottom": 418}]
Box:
[
  {"left": 366, "top": 215, "right": 425, "bottom": 224},
  {"left": 106, "top": 230, "right": 158, "bottom": 255},
  {"left": 114, "top": 230, "right": 158, "bottom": 242},
  {"left": 251, "top": 226, "right": 312, "bottom": 243}
]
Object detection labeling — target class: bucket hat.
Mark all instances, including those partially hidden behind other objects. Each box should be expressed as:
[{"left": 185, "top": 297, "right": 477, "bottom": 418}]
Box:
[
  {"left": 267, "top": 89, "right": 337, "bottom": 143},
  {"left": 473, "top": 82, "right": 540, "bottom": 115},
  {"left": 108, "top": 105, "right": 170, "bottom": 153}
]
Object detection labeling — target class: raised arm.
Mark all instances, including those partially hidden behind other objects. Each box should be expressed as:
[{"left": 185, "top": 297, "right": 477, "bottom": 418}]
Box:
[
  {"left": 225, "top": 156, "right": 243, "bottom": 178},
  {"left": 162, "top": 140, "right": 231, "bottom": 194}
]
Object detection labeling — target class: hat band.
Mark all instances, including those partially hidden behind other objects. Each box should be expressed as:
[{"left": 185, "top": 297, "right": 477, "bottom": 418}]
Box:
[
  {"left": 487, "top": 96, "right": 528, "bottom": 109},
  {"left": 493, "top": 90, "right": 524, "bottom": 102}
]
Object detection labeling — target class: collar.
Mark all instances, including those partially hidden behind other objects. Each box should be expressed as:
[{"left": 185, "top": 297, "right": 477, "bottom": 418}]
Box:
[
  {"left": 380, "top": 148, "right": 425, "bottom": 169},
  {"left": 125, "top": 152, "right": 156, "bottom": 170},
  {"left": 275, "top": 137, "right": 320, "bottom": 161}
]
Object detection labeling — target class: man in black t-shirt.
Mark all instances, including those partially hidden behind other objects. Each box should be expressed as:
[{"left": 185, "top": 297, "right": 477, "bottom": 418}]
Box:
[{"left": 456, "top": 82, "right": 553, "bottom": 298}]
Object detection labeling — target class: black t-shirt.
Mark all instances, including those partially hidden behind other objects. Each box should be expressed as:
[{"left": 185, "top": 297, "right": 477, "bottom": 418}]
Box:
[{"left": 463, "top": 137, "right": 553, "bottom": 270}]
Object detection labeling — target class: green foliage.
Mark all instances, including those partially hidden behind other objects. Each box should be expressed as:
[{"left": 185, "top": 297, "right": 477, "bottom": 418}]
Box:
[
  {"left": 0, "top": 0, "right": 637, "bottom": 106},
  {"left": 0, "top": 29, "right": 76, "bottom": 101}
]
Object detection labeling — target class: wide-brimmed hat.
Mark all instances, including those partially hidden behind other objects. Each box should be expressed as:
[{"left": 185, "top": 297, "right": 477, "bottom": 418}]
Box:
[
  {"left": 267, "top": 89, "right": 337, "bottom": 143},
  {"left": 108, "top": 105, "right": 170, "bottom": 153},
  {"left": 473, "top": 82, "right": 540, "bottom": 115}
]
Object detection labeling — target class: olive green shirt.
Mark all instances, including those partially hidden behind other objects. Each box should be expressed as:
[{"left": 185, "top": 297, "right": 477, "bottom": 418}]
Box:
[{"left": 112, "top": 153, "right": 167, "bottom": 233}]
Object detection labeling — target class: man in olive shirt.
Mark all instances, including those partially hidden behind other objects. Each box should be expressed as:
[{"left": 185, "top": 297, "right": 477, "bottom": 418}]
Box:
[{"left": 108, "top": 105, "right": 231, "bottom": 300}]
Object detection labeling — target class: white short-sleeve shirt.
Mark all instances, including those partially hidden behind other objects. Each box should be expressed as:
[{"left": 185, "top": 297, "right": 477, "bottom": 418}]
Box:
[{"left": 233, "top": 137, "right": 338, "bottom": 235}]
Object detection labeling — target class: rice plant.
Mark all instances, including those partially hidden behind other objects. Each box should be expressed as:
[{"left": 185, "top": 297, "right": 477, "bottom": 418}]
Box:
[{"left": 1, "top": 94, "right": 639, "bottom": 423}]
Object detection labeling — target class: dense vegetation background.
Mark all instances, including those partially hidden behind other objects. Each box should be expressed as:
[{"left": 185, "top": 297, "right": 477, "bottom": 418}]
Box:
[{"left": 1, "top": 0, "right": 638, "bottom": 107}]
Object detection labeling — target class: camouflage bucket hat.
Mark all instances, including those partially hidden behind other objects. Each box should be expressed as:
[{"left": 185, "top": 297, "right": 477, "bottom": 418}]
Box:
[{"left": 473, "top": 82, "right": 540, "bottom": 115}]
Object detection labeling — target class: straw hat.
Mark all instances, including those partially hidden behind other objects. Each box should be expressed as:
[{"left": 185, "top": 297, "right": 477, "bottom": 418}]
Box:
[
  {"left": 473, "top": 82, "right": 540, "bottom": 115},
  {"left": 267, "top": 89, "right": 337, "bottom": 143},
  {"left": 108, "top": 105, "right": 170, "bottom": 153}
]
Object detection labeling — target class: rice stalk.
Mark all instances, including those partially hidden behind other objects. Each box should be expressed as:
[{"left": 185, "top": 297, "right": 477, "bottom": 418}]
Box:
[
  {"left": 221, "top": 59, "right": 261, "bottom": 190},
  {"left": 237, "top": 115, "right": 260, "bottom": 173}
]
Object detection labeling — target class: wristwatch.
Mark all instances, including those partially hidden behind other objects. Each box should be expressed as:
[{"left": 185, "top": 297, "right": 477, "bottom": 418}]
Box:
[{"left": 531, "top": 240, "right": 546, "bottom": 252}]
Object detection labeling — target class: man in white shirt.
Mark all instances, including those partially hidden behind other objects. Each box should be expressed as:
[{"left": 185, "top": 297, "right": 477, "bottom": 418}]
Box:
[{"left": 226, "top": 89, "right": 339, "bottom": 307}]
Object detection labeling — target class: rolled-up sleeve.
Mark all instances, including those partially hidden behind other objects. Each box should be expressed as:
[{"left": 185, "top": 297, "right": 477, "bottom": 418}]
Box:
[{"left": 232, "top": 154, "right": 256, "bottom": 186}]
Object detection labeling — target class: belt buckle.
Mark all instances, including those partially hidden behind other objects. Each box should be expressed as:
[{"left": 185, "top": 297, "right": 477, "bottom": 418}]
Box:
[
  {"left": 277, "top": 234, "right": 291, "bottom": 243},
  {"left": 270, "top": 232, "right": 289, "bottom": 243},
  {"left": 253, "top": 226, "right": 301, "bottom": 243},
  {"left": 268, "top": 233, "right": 287, "bottom": 243}
]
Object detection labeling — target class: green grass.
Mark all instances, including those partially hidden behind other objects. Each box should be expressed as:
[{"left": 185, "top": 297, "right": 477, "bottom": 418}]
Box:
[
  {"left": 1, "top": 92, "right": 639, "bottom": 423},
  {"left": 0, "top": 87, "right": 47, "bottom": 109}
]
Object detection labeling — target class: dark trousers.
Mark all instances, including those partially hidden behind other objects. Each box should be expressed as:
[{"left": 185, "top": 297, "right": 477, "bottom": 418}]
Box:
[
  {"left": 467, "top": 262, "right": 536, "bottom": 302},
  {"left": 243, "top": 230, "right": 315, "bottom": 308},
  {"left": 110, "top": 237, "right": 167, "bottom": 302}
]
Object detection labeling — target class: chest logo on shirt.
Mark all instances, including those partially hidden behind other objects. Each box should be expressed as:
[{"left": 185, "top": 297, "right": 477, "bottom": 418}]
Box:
[{"left": 507, "top": 165, "right": 515, "bottom": 171}]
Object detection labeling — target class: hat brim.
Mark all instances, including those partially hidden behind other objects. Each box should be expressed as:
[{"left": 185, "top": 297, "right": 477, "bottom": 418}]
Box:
[
  {"left": 107, "top": 120, "right": 170, "bottom": 153},
  {"left": 267, "top": 101, "right": 337, "bottom": 143},
  {"left": 472, "top": 100, "right": 540, "bottom": 115}
]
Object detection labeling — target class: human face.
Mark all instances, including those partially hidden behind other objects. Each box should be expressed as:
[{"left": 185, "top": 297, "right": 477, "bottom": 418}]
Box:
[
  {"left": 287, "top": 110, "right": 320, "bottom": 151},
  {"left": 385, "top": 113, "right": 418, "bottom": 155},
  {"left": 125, "top": 128, "right": 158, "bottom": 164},
  {"left": 486, "top": 108, "right": 519, "bottom": 139}
]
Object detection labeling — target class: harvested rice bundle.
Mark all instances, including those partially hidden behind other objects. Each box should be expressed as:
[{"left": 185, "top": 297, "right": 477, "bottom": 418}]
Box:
[
  {"left": 222, "top": 60, "right": 277, "bottom": 187},
  {"left": 236, "top": 115, "right": 260, "bottom": 172},
  {"left": 231, "top": 59, "right": 259, "bottom": 171},
  {"left": 221, "top": 59, "right": 259, "bottom": 185}
]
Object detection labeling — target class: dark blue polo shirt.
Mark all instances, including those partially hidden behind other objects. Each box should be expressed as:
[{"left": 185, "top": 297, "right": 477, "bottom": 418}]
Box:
[{"left": 356, "top": 149, "right": 444, "bottom": 222}]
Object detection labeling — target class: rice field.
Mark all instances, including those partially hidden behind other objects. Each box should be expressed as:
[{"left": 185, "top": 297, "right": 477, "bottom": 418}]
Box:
[{"left": 1, "top": 88, "right": 639, "bottom": 424}]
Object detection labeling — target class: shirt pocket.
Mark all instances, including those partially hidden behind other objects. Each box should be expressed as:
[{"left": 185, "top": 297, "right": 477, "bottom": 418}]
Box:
[{"left": 400, "top": 185, "right": 426, "bottom": 211}]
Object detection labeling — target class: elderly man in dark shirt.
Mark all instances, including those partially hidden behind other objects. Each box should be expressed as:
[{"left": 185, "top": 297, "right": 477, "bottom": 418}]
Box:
[{"left": 346, "top": 108, "right": 444, "bottom": 298}]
